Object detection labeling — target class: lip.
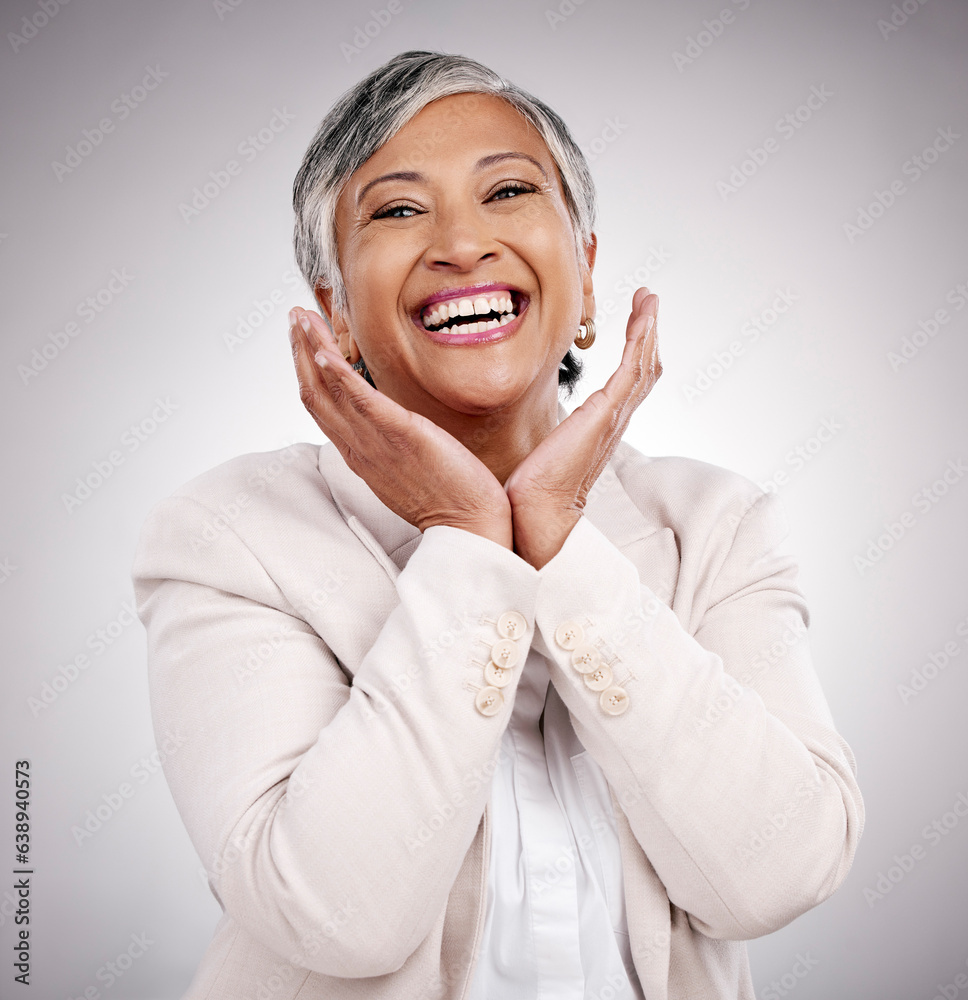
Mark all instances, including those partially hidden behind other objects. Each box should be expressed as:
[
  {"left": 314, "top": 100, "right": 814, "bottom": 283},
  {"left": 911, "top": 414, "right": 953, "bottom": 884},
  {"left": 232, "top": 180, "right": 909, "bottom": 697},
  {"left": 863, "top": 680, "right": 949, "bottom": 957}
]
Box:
[{"left": 410, "top": 281, "right": 531, "bottom": 347}]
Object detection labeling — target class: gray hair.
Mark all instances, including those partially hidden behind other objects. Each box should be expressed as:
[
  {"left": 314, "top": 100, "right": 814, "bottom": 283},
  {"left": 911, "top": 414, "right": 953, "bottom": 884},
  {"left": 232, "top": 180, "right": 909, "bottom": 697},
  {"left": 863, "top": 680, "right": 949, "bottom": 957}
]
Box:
[{"left": 292, "top": 50, "right": 597, "bottom": 313}]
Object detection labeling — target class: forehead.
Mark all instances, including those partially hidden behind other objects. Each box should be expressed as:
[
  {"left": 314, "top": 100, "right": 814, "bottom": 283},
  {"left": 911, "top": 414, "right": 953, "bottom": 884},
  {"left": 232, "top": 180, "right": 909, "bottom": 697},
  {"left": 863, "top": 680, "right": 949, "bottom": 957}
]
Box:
[{"left": 346, "top": 92, "right": 558, "bottom": 192}]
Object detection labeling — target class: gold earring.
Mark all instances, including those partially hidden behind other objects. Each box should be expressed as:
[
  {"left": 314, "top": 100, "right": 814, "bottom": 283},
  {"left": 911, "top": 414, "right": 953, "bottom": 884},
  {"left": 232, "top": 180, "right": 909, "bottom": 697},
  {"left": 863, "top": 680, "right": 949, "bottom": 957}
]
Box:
[{"left": 575, "top": 317, "right": 596, "bottom": 350}]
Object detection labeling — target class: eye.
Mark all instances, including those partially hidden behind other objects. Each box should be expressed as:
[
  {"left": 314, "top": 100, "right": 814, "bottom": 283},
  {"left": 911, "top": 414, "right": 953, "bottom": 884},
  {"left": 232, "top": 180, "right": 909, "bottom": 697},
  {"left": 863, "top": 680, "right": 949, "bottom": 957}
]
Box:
[
  {"left": 372, "top": 202, "right": 423, "bottom": 220},
  {"left": 489, "top": 182, "right": 537, "bottom": 201}
]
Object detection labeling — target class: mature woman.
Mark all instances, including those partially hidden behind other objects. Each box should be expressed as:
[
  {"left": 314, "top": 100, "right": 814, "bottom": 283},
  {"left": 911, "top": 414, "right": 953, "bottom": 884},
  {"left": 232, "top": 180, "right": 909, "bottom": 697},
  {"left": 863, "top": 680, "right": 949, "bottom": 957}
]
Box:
[{"left": 134, "top": 51, "right": 864, "bottom": 1000}]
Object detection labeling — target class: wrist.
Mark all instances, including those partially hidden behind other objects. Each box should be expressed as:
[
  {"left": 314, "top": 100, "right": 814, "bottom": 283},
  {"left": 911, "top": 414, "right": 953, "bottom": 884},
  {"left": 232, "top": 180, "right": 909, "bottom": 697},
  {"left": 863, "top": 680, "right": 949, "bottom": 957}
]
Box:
[
  {"left": 421, "top": 514, "right": 513, "bottom": 551},
  {"left": 512, "top": 508, "right": 581, "bottom": 569}
]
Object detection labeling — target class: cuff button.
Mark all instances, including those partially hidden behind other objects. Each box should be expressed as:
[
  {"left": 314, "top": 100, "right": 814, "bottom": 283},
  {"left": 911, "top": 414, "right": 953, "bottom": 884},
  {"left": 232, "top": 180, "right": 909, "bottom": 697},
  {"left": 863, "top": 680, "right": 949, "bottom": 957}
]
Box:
[
  {"left": 555, "top": 621, "right": 584, "bottom": 650},
  {"left": 484, "top": 662, "right": 513, "bottom": 688},
  {"left": 497, "top": 611, "right": 527, "bottom": 639},
  {"left": 490, "top": 639, "right": 520, "bottom": 670},
  {"left": 475, "top": 686, "right": 504, "bottom": 716},
  {"left": 583, "top": 665, "right": 613, "bottom": 691},
  {"left": 570, "top": 643, "right": 602, "bottom": 674},
  {"left": 599, "top": 686, "right": 630, "bottom": 716}
]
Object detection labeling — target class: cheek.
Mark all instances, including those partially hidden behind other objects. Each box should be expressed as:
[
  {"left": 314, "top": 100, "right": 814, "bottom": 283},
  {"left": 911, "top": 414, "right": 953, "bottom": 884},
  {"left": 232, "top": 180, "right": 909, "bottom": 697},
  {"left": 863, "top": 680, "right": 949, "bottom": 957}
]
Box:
[
  {"left": 507, "top": 210, "right": 584, "bottom": 309},
  {"left": 342, "top": 245, "right": 413, "bottom": 327}
]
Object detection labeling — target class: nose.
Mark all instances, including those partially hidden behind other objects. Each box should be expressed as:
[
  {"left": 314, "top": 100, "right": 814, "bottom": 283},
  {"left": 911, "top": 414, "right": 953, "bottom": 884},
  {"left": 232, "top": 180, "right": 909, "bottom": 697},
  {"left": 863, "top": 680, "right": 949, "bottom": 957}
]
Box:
[{"left": 422, "top": 198, "right": 501, "bottom": 273}]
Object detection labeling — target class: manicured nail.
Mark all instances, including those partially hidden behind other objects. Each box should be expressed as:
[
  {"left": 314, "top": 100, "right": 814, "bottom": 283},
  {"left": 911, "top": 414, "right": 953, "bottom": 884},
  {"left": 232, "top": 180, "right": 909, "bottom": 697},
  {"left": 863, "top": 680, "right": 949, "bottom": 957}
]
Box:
[
  {"left": 299, "top": 315, "right": 312, "bottom": 333},
  {"left": 314, "top": 351, "right": 329, "bottom": 368},
  {"left": 288, "top": 310, "right": 297, "bottom": 327}
]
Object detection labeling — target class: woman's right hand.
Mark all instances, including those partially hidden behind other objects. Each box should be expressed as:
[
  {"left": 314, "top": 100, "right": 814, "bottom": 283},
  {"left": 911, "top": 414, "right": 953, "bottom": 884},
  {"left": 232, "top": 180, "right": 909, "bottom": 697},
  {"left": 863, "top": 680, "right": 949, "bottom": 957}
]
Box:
[{"left": 290, "top": 307, "right": 513, "bottom": 549}]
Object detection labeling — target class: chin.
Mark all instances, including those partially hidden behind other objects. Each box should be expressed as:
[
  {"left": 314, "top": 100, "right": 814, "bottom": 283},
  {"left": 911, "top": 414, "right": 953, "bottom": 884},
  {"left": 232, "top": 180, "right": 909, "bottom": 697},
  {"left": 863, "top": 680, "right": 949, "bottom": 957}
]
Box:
[{"left": 435, "top": 363, "right": 548, "bottom": 415}]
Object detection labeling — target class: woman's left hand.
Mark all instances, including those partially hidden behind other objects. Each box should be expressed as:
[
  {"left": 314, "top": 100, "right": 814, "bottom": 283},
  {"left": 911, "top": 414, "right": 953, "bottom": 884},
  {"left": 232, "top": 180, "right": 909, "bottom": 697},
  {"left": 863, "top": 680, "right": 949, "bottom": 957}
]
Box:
[{"left": 505, "top": 288, "right": 661, "bottom": 569}]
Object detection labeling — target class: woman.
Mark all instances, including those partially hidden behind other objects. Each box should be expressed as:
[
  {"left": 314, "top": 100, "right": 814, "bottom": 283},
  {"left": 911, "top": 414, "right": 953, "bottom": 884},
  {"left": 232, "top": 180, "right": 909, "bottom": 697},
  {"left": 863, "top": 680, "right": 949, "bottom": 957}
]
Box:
[{"left": 133, "top": 50, "right": 864, "bottom": 1000}]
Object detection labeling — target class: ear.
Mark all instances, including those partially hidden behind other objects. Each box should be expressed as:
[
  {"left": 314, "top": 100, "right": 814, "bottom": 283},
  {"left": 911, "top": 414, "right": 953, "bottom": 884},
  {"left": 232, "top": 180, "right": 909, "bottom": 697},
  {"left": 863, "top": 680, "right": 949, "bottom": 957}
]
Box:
[
  {"left": 313, "top": 281, "right": 360, "bottom": 364},
  {"left": 580, "top": 232, "right": 597, "bottom": 323}
]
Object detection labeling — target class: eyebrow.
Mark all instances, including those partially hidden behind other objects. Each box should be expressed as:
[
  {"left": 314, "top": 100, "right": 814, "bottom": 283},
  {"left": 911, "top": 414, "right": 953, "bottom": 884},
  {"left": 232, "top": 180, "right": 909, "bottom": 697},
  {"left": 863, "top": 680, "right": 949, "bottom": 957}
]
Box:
[{"left": 356, "top": 152, "right": 549, "bottom": 205}]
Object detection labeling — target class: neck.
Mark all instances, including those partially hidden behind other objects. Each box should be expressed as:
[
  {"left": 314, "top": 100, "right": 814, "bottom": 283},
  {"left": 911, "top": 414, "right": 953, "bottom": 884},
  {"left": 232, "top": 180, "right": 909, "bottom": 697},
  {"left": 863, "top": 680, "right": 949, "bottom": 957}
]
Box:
[
  {"left": 457, "top": 393, "right": 561, "bottom": 485},
  {"left": 401, "top": 378, "right": 562, "bottom": 485}
]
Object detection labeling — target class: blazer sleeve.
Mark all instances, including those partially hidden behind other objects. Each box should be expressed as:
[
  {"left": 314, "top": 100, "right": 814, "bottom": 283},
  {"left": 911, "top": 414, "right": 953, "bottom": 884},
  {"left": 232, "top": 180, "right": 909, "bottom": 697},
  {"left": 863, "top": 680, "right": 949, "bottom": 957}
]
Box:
[
  {"left": 133, "top": 494, "right": 540, "bottom": 978},
  {"left": 530, "top": 487, "right": 865, "bottom": 941}
]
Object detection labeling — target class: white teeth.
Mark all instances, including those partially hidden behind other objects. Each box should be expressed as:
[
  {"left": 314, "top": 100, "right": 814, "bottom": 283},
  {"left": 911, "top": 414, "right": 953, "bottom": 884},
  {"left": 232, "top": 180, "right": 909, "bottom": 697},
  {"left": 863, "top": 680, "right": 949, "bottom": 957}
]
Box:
[
  {"left": 422, "top": 291, "right": 521, "bottom": 333},
  {"left": 427, "top": 311, "right": 519, "bottom": 335}
]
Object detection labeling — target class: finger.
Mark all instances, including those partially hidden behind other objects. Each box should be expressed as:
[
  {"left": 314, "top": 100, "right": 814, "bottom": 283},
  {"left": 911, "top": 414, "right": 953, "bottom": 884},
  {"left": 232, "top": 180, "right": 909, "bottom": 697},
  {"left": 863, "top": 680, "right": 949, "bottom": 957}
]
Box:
[
  {"left": 290, "top": 307, "right": 374, "bottom": 412},
  {"left": 631, "top": 285, "right": 653, "bottom": 312},
  {"left": 591, "top": 296, "right": 660, "bottom": 437},
  {"left": 292, "top": 306, "right": 346, "bottom": 362},
  {"left": 312, "top": 348, "right": 381, "bottom": 427},
  {"left": 290, "top": 313, "right": 355, "bottom": 452},
  {"left": 298, "top": 320, "right": 425, "bottom": 462},
  {"left": 612, "top": 293, "right": 658, "bottom": 393},
  {"left": 625, "top": 290, "right": 658, "bottom": 343}
]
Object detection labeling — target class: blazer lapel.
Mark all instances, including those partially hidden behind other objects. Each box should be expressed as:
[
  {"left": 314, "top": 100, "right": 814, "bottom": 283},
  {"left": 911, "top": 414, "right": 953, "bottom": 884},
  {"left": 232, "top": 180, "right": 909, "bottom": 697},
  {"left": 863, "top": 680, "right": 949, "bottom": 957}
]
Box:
[
  {"left": 309, "top": 444, "right": 420, "bottom": 676},
  {"left": 317, "top": 442, "right": 422, "bottom": 575},
  {"left": 582, "top": 456, "right": 680, "bottom": 609}
]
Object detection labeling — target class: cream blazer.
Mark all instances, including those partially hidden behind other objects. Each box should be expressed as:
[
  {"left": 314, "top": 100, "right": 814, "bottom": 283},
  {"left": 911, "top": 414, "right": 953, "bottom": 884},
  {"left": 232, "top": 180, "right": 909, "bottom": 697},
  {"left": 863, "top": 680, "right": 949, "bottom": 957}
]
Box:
[{"left": 132, "top": 435, "right": 864, "bottom": 1000}]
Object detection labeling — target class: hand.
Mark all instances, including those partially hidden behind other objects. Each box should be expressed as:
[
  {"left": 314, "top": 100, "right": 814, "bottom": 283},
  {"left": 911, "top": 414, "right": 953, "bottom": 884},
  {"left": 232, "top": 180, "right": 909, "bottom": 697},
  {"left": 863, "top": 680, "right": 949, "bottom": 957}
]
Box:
[
  {"left": 505, "top": 288, "right": 661, "bottom": 569},
  {"left": 289, "top": 307, "right": 513, "bottom": 548}
]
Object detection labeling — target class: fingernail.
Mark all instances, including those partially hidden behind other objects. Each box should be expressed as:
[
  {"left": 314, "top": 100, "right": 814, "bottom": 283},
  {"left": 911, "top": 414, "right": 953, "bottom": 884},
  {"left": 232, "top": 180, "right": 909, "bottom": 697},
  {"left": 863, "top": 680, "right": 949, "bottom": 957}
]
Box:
[
  {"left": 314, "top": 351, "right": 329, "bottom": 368},
  {"left": 299, "top": 315, "right": 312, "bottom": 333},
  {"left": 288, "top": 309, "right": 297, "bottom": 327}
]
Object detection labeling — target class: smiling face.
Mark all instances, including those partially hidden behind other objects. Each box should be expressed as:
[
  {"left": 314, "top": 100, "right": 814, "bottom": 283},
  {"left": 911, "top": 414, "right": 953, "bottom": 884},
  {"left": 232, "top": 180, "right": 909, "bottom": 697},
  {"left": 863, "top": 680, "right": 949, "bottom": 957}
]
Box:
[{"left": 316, "top": 92, "right": 596, "bottom": 428}]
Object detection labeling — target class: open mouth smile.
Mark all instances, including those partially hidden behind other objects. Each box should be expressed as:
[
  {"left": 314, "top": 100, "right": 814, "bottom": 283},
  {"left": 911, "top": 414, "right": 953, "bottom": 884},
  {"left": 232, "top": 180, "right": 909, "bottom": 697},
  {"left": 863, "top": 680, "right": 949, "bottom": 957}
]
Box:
[{"left": 415, "top": 285, "right": 529, "bottom": 340}]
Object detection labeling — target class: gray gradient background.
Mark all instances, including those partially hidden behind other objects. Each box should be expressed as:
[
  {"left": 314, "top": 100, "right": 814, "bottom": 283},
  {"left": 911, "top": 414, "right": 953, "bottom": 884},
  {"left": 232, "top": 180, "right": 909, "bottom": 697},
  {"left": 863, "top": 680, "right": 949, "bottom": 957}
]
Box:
[{"left": 1, "top": 0, "right": 966, "bottom": 997}]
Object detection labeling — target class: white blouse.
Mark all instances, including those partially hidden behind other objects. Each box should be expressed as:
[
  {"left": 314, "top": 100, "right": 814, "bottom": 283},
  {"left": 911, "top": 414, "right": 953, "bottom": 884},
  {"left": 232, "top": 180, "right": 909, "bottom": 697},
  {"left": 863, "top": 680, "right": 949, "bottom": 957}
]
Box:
[{"left": 466, "top": 644, "right": 646, "bottom": 1000}]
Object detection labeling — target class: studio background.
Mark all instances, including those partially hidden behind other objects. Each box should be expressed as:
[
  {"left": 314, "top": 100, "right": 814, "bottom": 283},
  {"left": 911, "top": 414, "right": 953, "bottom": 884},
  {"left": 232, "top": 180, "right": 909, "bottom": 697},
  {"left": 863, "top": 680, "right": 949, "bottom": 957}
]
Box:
[{"left": 1, "top": 0, "right": 966, "bottom": 997}]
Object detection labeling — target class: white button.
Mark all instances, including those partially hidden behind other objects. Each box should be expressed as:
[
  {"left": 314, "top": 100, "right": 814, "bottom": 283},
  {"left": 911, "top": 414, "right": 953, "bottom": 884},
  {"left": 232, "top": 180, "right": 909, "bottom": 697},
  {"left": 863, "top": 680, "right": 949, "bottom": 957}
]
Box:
[
  {"left": 570, "top": 643, "right": 602, "bottom": 674},
  {"left": 555, "top": 621, "right": 584, "bottom": 650},
  {"left": 497, "top": 611, "right": 527, "bottom": 639},
  {"left": 475, "top": 686, "right": 504, "bottom": 716},
  {"left": 490, "top": 639, "right": 520, "bottom": 669},
  {"left": 583, "top": 665, "right": 613, "bottom": 691},
  {"left": 484, "top": 661, "right": 512, "bottom": 688},
  {"left": 599, "top": 686, "right": 630, "bottom": 716}
]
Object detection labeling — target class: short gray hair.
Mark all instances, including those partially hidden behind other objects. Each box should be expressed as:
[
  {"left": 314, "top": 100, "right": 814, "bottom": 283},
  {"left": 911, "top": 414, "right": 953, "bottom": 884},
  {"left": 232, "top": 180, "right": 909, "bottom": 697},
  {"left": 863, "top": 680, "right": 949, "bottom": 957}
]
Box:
[{"left": 292, "top": 50, "right": 597, "bottom": 313}]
